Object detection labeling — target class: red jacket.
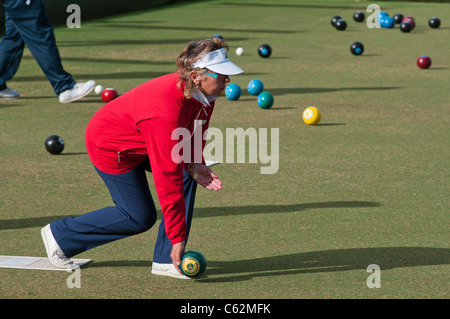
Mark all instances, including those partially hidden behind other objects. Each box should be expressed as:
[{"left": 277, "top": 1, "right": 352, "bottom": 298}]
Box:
[{"left": 85, "top": 73, "right": 215, "bottom": 244}]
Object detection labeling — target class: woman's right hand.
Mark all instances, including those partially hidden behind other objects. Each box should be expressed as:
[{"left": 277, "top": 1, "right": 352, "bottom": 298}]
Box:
[
  {"left": 189, "top": 164, "right": 222, "bottom": 191},
  {"left": 170, "top": 240, "right": 186, "bottom": 274}
]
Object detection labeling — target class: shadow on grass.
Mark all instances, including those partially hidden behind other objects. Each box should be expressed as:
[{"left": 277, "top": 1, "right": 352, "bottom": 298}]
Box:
[
  {"left": 22, "top": 55, "right": 174, "bottom": 66},
  {"left": 316, "top": 123, "right": 346, "bottom": 126},
  {"left": 56, "top": 38, "right": 196, "bottom": 47},
  {"left": 197, "top": 247, "right": 450, "bottom": 282},
  {"left": 13, "top": 71, "right": 166, "bottom": 82},
  {"left": 0, "top": 201, "right": 380, "bottom": 231},
  {"left": 16, "top": 96, "right": 55, "bottom": 99},
  {"left": 99, "top": 22, "right": 297, "bottom": 35},
  {"left": 60, "top": 152, "right": 88, "bottom": 156},
  {"left": 194, "top": 201, "right": 381, "bottom": 218},
  {"left": 9, "top": 204, "right": 445, "bottom": 281},
  {"left": 13, "top": 72, "right": 266, "bottom": 82},
  {"left": 267, "top": 107, "right": 297, "bottom": 110},
  {"left": 268, "top": 86, "right": 403, "bottom": 96},
  {"left": 0, "top": 215, "right": 69, "bottom": 231},
  {"left": 0, "top": 103, "right": 23, "bottom": 108},
  {"left": 217, "top": 2, "right": 373, "bottom": 10},
  {"left": 84, "top": 247, "right": 449, "bottom": 283},
  {"left": 55, "top": 37, "right": 250, "bottom": 48}
]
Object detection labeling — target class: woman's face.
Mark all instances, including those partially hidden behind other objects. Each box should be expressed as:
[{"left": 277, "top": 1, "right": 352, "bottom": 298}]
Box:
[{"left": 191, "top": 71, "right": 230, "bottom": 97}]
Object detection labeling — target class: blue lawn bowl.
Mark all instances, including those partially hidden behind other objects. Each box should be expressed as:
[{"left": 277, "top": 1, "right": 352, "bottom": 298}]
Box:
[
  {"left": 381, "top": 16, "right": 395, "bottom": 28},
  {"left": 225, "top": 83, "right": 241, "bottom": 100},
  {"left": 377, "top": 11, "right": 389, "bottom": 22},
  {"left": 377, "top": 11, "right": 389, "bottom": 27},
  {"left": 247, "top": 79, "right": 264, "bottom": 96},
  {"left": 257, "top": 91, "right": 274, "bottom": 109}
]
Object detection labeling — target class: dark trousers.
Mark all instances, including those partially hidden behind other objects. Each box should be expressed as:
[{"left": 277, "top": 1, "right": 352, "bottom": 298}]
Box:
[
  {"left": 0, "top": 0, "right": 75, "bottom": 93},
  {"left": 50, "top": 161, "right": 197, "bottom": 264}
]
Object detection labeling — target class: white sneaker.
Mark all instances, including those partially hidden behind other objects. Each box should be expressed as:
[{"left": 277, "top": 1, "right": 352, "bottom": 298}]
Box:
[
  {"left": 41, "top": 224, "right": 74, "bottom": 269},
  {"left": 151, "top": 262, "right": 191, "bottom": 279},
  {"left": 0, "top": 88, "right": 20, "bottom": 99},
  {"left": 59, "top": 80, "right": 96, "bottom": 103}
]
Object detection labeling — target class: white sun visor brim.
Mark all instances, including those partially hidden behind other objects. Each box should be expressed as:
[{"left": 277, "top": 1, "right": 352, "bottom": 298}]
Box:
[
  {"left": 192, "top": 48, "right": 244, "bottom": 75},
  {"left": 206, "top": 60, "right": 244, "bottom": 75}
]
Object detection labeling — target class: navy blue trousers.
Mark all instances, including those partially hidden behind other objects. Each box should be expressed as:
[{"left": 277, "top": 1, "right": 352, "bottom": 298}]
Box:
[
  {"left": 50, "top": 161, "right": 197, "bottom": 264},
  {"left": 0, "top": 0, "right": 75, "bottom": 93}
]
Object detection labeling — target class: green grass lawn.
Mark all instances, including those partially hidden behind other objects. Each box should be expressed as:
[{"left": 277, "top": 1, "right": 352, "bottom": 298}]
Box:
[{"left": 0, "top": 0, "right": 449, "bottom": 299}]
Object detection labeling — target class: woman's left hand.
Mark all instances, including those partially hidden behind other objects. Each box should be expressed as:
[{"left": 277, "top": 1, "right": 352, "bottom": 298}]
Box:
[{"left": 189, "top": 164, "right": 222, "bottom": 191}]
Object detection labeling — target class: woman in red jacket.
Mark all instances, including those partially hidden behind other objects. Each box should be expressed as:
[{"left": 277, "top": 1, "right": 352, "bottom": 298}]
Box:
[{"left": 41, "top": 38, "right": 243, "bottom": 279}]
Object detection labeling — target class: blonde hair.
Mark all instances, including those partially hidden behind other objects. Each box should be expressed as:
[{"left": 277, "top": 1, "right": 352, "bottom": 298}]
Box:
[{"left": 177, "top": 38, "right": 229, "bottom": 98}]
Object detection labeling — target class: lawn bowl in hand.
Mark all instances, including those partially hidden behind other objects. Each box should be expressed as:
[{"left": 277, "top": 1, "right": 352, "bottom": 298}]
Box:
[{"left": 180, "top": 251, "right": 206, "bottom": 278}]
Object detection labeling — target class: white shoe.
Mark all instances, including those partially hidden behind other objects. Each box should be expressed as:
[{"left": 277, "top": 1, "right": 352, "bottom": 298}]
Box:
[
  {"left": 59, "top": 80, "right": 96, "bottom": 103},
  {"left": 41, "top": 224, "right": 74, "bottom": 269},
  {"left": 151, "top": 262, "right": 191, "bottom": 279},
  {"left": 0, "top": 88, "right": 20, "bottom": 99}
]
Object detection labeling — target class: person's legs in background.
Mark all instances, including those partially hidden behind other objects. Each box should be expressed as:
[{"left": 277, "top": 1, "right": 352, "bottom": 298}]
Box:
[
  {"left": 0, "top": 0, "right": 95, "bottom": 102},
  {"left": 0, "top": 9, "right": 25, "bottom": 98}
]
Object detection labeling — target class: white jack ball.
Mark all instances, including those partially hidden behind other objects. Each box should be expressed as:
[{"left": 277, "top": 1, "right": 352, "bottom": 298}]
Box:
[
  {"left": 236, "top": 47, "right": 244, "bottom": 56},
  {"left": 94, "top": 85, "right": 104, "bottom": 95}
]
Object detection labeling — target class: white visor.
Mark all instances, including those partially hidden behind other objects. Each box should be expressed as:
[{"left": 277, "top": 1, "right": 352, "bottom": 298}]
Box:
[{"left": 192, "top": 48, "right": 244, "bottom": 75}]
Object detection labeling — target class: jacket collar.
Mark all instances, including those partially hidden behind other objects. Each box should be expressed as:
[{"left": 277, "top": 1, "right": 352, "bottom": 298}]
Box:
[{"left": 190, "top": 88, "right": 218, "bottom": 106}]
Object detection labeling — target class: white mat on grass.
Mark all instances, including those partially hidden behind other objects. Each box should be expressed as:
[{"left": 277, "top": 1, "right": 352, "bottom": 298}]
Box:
[{"left": 0, "top": 255, "right": 91, "bottom": 271}]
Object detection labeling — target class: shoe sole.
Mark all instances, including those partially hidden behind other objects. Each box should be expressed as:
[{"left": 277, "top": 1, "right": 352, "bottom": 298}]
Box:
[
  {"left": 59, "top": 83, "right": 96, "bottom": 103},
  {"left": 0, "top": 96, "right": 20, "bottom": 99},
  {"left": 151, "top": 268, "right": 191, "bottom": 279}
]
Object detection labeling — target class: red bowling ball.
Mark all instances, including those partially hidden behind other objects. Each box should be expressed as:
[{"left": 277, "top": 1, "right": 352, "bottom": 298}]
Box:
[
  {"left": 417, "top": 55, "right": 432, "bottom": 69},
  {"left": 102, "top": 88, "right": 118, "bottom": 102}
]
